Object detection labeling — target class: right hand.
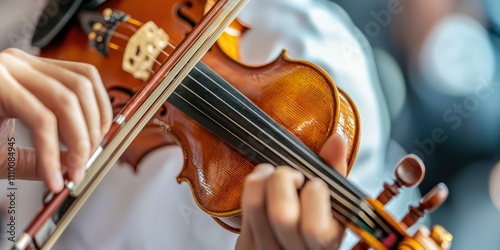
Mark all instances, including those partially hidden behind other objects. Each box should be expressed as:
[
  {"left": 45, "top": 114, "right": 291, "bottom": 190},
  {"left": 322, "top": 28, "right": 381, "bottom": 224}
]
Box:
[{"left": 0, "top": 48, "right": 112, "bottom": 192}]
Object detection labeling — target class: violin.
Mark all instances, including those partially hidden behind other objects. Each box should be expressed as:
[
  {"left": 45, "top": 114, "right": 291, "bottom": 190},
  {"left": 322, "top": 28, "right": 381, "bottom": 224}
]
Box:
[{"left": 12, "top": 0, "right": 452, "bottom": 249}]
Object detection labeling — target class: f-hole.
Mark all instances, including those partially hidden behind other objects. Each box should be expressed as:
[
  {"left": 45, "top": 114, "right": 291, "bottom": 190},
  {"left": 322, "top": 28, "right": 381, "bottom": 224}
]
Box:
[
  {"left": 175, "top": 1, "right": 196, "bottom": 33},
  {"left": 174, "top": 1, "right": 213, "bottom": 51}
]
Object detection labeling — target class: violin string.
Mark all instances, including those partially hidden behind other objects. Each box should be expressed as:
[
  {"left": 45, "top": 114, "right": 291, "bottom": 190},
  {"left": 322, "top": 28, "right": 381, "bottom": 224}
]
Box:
[
  {"left": 171, "top": 89, "right": 376, "bottom": 233},
  {"left": 117, "top": 38, "right": 390, "bottom": 236},
  {"left": 176, "top": 71, "right": 393, "bottom": 236},
  {"left": 96, "top": 26, "right": 130, "bottom": 42},
  {"left": 167, "top": 42, "right": 176, "bottom": 50},
  {"left": 143, "top": 47, "right": 391, "bottom": 236},
  {"left": 103, "top": 30, "right": 173, "bottom": 70},
  {"left": 122, "top": 21, "right": 139, "bottom": 33},
  {"left": 103, "top": 29, "right": 393, "bottom": 237}
]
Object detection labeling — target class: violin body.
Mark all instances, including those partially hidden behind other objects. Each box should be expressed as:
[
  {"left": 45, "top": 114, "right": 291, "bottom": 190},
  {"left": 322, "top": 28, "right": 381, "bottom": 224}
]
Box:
[{"left": 39, "top": 0, "right": 360, "bottom": 230}]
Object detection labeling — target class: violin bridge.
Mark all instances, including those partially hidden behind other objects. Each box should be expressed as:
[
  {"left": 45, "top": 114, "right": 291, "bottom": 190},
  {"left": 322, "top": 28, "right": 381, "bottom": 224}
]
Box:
[{"left": 122, "top": 21, "right": 169, "bottom": 80}]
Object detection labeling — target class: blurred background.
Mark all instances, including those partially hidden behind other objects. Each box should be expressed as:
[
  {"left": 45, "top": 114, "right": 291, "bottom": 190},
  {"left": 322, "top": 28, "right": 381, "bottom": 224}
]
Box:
[{"left": 330, "top": 0, "right": 500, "bottom": 248}]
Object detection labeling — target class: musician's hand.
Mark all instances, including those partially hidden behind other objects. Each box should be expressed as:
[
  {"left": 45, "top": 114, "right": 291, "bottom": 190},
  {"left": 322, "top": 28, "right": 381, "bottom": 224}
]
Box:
[
  {"left": 0, "top": 48, "right": 112, "bottom": 192},
  {"left": 237, "top": 134, "right": 348, "bottom": 250}
]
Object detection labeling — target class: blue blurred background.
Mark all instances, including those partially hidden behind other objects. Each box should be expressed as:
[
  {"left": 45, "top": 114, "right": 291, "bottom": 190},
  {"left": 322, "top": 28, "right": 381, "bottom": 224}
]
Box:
[{"left": 330, "top": 0, "right": 500, "bottom": 248}]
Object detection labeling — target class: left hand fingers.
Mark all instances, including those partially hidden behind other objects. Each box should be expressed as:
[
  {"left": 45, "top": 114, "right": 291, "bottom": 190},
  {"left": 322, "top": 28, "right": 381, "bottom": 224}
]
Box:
[
  {"left": 319, "top": 134, "right": 348, "bottom": 177},
  {"left": 238, "top": 134, "right": 349, "bottom": 250},
  {"left": 266, "top": 166, "right": 306, "bottom": 250},
  {"left": 300, "top": 178, "right": 344, "bottom": 249},
  {"left": 239, "top": 164, "right": 280, "bottom": 250}
]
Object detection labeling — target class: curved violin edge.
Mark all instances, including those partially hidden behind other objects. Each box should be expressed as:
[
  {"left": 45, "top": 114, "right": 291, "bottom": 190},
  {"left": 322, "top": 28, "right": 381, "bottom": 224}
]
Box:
[
  {"left": 265, "top": 49, "right": 362, "bottom": 175},
  {"left": 279, "top": 49, "right": 341, "bottom": 140},
  {"left": 213, "top": 216, "right": 242, "bottom": 233},
  {"left": 176, "top": 175, "right": 244, "bottom": 217},
  {"left": 122, "top": 122, "right": 177, "bottom": 171},
  {"left": 336, "top": 87, "right": 361, "bottom": 176}
]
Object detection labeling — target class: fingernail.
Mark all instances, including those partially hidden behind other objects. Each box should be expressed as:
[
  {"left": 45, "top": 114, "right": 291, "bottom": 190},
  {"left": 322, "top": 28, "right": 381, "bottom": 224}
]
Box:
[
  {"left": 293, "top": 171, "right": 304, "bottom": 182},
  {"left": 311, "top": 178, "right": 325, "bottom": 188},
  {"left": 52, "top": 173, "right": 64, "bottom": 192},
  {"left": 251, "top": 164, "right": 275, "bottom": 177},
  {"left": 75, "top": 168, "right": 85, "bottom": 183},
  {"left": 90, "top": 129, "right": 101, "bottom": 148}
]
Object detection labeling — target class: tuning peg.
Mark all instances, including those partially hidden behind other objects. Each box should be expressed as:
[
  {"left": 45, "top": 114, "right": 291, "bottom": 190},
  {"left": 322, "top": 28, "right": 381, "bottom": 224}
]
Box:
[
  {"left": 377, "top": 154, "right": 425, "bottom": 205},
  {"left": 402, "top": 183, "right": 449, "bottom": 227}
]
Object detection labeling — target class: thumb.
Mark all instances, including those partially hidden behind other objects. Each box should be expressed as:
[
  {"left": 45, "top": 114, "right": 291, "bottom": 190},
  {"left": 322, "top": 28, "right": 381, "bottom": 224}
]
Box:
[{"left": 319, "top": 134, "right": 348, "bottom": 177}]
